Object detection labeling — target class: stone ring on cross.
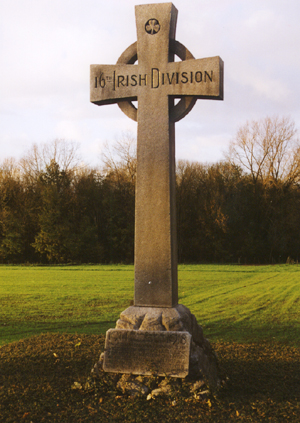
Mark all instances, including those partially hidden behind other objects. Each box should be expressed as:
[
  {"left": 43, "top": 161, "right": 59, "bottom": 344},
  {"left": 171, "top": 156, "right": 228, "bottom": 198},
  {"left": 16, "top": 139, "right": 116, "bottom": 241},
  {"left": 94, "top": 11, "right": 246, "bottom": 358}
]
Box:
[
  {"left": 90, "top": 1, "right": 223, "bottom": 308},
  {"left": 116, "top": 39, "right": 198, "bottom": 123},
  {"left": 91, "top": 4, "right": 223, "bottom": 383}
]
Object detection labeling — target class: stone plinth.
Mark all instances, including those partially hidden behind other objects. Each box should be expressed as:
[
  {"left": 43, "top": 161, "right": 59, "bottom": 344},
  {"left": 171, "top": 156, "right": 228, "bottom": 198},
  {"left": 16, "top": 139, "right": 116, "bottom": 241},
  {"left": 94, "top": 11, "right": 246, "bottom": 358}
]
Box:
[
  {"left": 102, "top": 305, "right": 220, "bottom": 389},
  {"left": 103, "top": 329, "right": 191, "bottom": 378}
]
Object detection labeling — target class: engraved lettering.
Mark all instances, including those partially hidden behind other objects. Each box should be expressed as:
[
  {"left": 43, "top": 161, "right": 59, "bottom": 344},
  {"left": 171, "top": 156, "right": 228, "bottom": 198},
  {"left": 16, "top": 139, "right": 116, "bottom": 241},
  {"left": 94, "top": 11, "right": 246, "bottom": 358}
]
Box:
[
  {"left": 195, "top": 71, "right": 202, "bottom": 83},
  {"left": 181, "top": 72, "right": 188, "bottom": 83},
  {"left": 99, "top": 73, "right": 106, "bottom": 88},
  {"left": 139, "top": 74, "right": 147, "bottom": 86},
  {"left": 205, "top": 70, "right": 213, "bottom": 82},
  {"left": 167, "top": 72, "right": 175, "bottom": 84},
  {"left": 151, "top": 68, "right": 160, "bottom": 88},
  {"left": 94, "top": 68, "right": 215, "bottom": 93},
  {"left": 131, "top": 75, "right": 138, "bottom": 86},
  {"left": 118, "top": 75, "right": 126, "bottom": 87}
]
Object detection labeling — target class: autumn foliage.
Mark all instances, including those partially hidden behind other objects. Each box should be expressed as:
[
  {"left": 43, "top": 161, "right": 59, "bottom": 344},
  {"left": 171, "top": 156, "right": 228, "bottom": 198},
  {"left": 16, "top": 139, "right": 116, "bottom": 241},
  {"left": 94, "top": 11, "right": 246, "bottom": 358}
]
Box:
[{"left": 1, "top": 117, "right": 300, "bottom": 264}]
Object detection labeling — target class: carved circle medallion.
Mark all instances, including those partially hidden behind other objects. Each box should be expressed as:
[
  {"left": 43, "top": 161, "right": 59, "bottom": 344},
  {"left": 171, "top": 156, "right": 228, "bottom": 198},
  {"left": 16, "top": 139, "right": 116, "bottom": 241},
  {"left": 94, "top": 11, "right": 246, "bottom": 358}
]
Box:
[{"left": 145, "top": 19, "right": 160, "bottom": 35}]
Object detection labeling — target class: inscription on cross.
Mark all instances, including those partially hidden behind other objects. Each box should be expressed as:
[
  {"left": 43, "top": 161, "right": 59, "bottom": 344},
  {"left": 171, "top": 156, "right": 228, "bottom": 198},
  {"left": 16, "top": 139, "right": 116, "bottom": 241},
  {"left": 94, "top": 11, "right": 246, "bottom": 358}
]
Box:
[{"left": 90, "top": 3, "right": 223, "bottom": 308}]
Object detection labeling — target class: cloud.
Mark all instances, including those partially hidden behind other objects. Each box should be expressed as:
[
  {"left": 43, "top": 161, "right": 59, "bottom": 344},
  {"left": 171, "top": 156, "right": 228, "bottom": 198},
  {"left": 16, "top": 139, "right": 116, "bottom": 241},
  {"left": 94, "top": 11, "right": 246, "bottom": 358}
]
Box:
[{"left": 1, "top": 0, "right": 300, "bottom": 167}]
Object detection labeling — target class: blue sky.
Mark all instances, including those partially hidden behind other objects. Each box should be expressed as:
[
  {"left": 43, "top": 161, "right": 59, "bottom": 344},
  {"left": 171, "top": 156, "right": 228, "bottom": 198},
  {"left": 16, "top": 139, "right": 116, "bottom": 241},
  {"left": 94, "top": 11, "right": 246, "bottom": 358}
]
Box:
[{"left": 1, "top": 0, "right": 300, "bottom": 167}]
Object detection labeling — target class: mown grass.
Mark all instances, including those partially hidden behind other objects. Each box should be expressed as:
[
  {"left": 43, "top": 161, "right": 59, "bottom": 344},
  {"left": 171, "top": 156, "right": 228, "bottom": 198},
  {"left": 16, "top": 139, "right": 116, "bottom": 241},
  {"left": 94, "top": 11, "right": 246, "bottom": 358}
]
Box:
[
  {"left": 0, "top": 265, "right": 134, "bottom": 345},
  {"left": 1, "top": 264, "right": 300, "bottom": 346},
  {"left": 178, "top": 264, "right": 300, "bottom": 345},
  {"left": 1, "top": 264, "right": 300, "bottom": 422}
]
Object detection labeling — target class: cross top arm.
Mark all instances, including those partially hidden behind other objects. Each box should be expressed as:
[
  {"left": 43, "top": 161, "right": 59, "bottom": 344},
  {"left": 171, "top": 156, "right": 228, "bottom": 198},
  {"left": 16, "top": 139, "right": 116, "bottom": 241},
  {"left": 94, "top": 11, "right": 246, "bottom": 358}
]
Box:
[{"left": 90, "top": 3, "right": 223, "bottom": 123}]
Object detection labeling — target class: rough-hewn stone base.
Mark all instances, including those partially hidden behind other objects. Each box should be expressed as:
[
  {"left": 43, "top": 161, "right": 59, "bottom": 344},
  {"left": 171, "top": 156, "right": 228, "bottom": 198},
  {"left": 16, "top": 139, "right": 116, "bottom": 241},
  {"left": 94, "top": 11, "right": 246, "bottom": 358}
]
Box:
[
  {"left": 92, "top": 356, "right": 214, "bottom": 399},
  {"left": 103, "top": 329, "right": 191, "bottom": 377},
  {"left": 100, "top": 304, "right": 220, "bottom": 390}
]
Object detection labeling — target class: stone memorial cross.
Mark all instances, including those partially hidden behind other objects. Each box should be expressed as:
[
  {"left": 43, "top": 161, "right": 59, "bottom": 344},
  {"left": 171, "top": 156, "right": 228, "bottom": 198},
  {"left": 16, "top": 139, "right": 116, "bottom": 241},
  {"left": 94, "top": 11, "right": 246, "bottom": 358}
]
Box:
[{"left": 90, "top": 3, "right": 223, "bottom": 308}]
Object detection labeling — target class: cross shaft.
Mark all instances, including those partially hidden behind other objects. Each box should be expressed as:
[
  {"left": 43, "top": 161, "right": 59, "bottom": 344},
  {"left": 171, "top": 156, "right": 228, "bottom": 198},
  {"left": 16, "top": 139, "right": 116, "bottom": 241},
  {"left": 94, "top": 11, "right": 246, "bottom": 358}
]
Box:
[{"left": 90, "top": 3, "right": 223, "bottom": 307}]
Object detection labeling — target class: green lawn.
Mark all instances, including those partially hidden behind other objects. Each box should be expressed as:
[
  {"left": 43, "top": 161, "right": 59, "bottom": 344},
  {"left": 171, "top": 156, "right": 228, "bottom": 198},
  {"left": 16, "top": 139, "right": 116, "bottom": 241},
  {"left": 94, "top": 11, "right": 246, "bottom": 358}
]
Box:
[
  {"left": 1, "top": 264, "right": 299, "bottom": 346},
  {"left": 1, "top": 264, "right": 300, "bottom": 422}
]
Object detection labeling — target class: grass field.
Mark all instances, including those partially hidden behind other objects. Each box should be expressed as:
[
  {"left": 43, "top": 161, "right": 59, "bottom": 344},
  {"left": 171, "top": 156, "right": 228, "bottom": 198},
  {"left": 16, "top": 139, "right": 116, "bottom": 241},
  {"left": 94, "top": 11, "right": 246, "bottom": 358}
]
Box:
[
  {"left": 1, "top": 264, "right": 300, "bottom": 422},
  {"left": 1, "top": 263, "right": 300, "bottom": 346}
]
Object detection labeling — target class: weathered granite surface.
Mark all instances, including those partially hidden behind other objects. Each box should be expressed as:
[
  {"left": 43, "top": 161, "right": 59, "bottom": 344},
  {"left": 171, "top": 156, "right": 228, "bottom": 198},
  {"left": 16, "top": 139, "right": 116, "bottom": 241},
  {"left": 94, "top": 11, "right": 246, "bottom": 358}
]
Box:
[
  {"left": 92, "top": 355, "right": 219, "bottom": 399},
  {"left": 103, "top": 329, "right": 191, "bottom": 378},
  {"left": 90, "top": 2, "right": 223, "bottom": 308},
  {"left": 91, "top": 2, "right": 224, "bottom": 391},
  {"left": 101, "top": 304, "right": 220, "bottom": 389}
]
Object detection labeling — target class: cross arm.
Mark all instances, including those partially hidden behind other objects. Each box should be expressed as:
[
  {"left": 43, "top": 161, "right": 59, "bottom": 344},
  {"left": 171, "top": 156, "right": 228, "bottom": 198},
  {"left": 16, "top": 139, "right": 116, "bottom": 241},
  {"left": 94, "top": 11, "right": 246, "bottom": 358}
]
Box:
[
  {"left": 164, "top": 56, "right": 223, "bottom": 99},
  {"left": 90, "top": 64, "right": 139, "bottom": 105},
  {"left": 90, "top": 56, "right": 223, "bottom": 107}
]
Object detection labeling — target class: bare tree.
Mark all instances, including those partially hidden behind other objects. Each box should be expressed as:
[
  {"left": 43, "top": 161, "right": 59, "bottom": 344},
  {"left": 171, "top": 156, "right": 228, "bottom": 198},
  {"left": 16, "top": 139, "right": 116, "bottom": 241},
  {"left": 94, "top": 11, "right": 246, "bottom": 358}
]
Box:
[
  {"left": 19, "top": 139, "right": 82, "bottom": 182},
  {"left": 226, "top": 116, "right": 300, "bottom": 185},
  {"left": 101, "top": 132, "right": 137, "bottom": 183},
  {"left": 0, "top": 157, "right": 20, "bottom": 180}
]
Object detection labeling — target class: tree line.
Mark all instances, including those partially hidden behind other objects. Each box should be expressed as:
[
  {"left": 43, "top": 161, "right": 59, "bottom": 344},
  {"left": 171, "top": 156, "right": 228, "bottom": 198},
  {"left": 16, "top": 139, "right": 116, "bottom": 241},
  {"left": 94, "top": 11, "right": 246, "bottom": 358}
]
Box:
[{"left": 1, "top": 116, "right": 300, "bottom": 264}]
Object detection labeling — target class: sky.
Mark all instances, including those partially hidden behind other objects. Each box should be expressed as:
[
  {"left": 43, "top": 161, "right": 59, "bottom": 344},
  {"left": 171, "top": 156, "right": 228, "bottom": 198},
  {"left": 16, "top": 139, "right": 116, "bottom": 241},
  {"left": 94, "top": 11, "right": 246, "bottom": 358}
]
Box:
[{"left": 1, "top": 0, "right": 300, "bottom": 168}]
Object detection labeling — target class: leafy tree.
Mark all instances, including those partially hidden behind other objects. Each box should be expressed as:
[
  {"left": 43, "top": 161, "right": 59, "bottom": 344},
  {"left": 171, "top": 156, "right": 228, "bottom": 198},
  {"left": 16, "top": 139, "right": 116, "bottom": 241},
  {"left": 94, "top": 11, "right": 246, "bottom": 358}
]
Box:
[
  {"left": 99, "top": 173, "right": 135, "bottom": 263},
  {"left": 0, "top": 160, "right": 28, "bottom": 262},
  {"left": 0, "top": 127, "right": 299, "bottom": 265},
  {"left": 176, "top": 160, "right": 206, "bottom": 262},
  {"left": 176, "top": 160, "right": 229, "bottom": 262},
  {"left": 72, "top": 170, "right": 105, "bottom": 263},
  {"left": 33, "top": 161, "right": 76, "bottom": 263},
  {"left": 100, "top": 134, "right": 136, "bottom": 263}
]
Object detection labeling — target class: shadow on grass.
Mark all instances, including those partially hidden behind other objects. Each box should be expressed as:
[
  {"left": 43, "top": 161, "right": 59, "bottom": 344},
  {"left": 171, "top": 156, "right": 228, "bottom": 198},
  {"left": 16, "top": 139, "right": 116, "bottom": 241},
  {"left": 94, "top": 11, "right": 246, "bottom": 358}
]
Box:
[
  {"left": 203, "top": 321, "right": 300, "bottom": 346},
  {"left": 0, "top": 334, "right": 299, "bottom": 422},
  {"left": 0, "top": 321, "right": 116, "bottom": 346}
]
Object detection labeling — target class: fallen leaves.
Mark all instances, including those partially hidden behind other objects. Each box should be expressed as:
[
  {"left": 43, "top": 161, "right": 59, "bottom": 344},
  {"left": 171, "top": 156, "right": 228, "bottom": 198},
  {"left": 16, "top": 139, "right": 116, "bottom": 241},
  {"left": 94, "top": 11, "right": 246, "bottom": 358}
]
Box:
[
  {"left": 75, "top": 339, "right": 82, "bottom": 348},
  {"left": 1, "top": 334, "right": 300, "bottom": 422},
  {"left": 71, "top": 382, "right": 83, "bottom": 390}
]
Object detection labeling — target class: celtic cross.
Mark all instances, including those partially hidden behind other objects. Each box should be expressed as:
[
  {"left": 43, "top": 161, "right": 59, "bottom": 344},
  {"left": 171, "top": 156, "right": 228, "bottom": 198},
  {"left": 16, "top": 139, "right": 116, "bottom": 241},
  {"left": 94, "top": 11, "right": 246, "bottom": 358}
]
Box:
[{"left": 90, "top": 3, "right": 223, "bottom": 307}]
